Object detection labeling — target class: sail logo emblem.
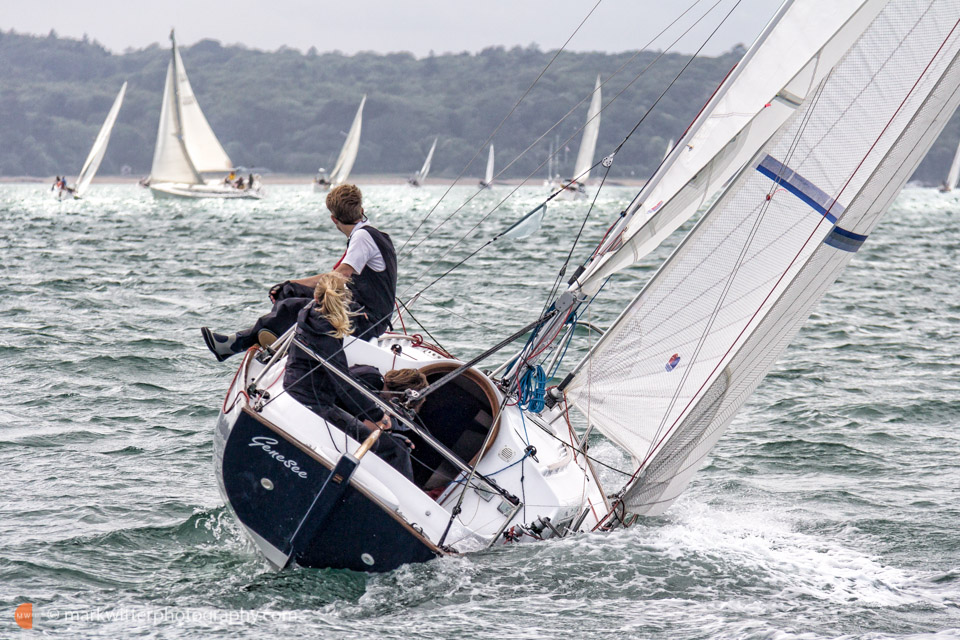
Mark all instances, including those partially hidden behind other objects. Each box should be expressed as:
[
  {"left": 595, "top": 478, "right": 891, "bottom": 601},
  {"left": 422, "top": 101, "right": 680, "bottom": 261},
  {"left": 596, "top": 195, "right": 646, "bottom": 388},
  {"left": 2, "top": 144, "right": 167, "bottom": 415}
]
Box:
[{"left": 665, "top": 353, "right": 681, "bottom": 372}]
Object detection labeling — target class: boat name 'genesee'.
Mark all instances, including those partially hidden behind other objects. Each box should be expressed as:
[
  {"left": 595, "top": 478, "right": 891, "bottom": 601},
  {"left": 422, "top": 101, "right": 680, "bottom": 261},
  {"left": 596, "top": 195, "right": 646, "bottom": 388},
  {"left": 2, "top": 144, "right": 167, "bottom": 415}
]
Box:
[{"left": 249, "top": 437, "right": 308, "bottom": 478}]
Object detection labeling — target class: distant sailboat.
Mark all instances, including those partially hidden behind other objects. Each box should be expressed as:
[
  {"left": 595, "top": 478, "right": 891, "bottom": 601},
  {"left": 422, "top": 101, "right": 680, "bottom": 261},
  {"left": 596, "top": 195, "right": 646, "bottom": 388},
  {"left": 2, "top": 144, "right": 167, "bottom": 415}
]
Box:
[
  {"left": 940, "top": 133, "right": 960, "bottom": 192},
  {"left": 146, "top": 31, "right": 261, "bottom": 199},
  {"left": 479, "top": 144, "right": 495, "bottom": 189},
  {"left": 553, "top": 75, "right": 601, "bottom": 198},
  {"left": 408, "top": 137, "right": 438, "bottom": 187},
  {"left": 663, "top": 138, "right": 674, "bottom": 161},
  {"left": 53, "top": 82, "right": 127, "bottom": 200},
  {"left": 315, "top": 96, "right": 366, "bottom": 192}
]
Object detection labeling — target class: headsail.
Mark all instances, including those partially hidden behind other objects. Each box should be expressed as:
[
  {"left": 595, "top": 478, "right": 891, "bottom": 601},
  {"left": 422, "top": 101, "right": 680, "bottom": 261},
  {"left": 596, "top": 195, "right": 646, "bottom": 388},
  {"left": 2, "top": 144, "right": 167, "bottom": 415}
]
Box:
[
  {"left": 330, "top": 95, "right": 366, "bottom": 186},
  {"left": 571, "top": 75, "right": 601, "bottom": 184},
  {"left": 74, "top": 81, "right": 127, "bottom": 197},
  {"left": 172, "top": 47, "right": 233, "bottom": 174},
  {"left": 566, "top": 1, "right": 960, "bottom": 516},
  {"left": 572, "top": 0, "right": 889, "bottom": 295}
]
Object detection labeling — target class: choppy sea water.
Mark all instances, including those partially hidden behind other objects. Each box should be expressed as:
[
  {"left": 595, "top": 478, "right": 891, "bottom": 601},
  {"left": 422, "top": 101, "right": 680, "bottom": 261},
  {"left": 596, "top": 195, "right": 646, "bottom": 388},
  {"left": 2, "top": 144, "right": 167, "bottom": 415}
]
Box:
[{"left": 0, "top": 182, "right": 957, "bottom": 639}]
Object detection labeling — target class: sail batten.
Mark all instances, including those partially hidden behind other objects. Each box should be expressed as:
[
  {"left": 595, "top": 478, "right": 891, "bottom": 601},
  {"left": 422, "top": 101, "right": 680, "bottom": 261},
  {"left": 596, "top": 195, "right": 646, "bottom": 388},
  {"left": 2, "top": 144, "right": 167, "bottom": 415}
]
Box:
[{"left": 567, "top": 1, "right": 960, "bottom": 517}]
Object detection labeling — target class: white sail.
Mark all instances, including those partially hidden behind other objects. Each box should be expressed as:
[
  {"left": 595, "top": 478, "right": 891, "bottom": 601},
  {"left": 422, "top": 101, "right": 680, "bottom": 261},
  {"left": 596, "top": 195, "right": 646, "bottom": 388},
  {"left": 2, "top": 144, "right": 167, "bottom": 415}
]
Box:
[
  {"left": 150, "top": 60, "right": 202, "bottom": 184},
  {"left": 172, "top": 47, "right": 233, "bottom": 174},
  {"left": 944, "top": 133, "right": 960, "bottom": 190},
  {"left": 74, "top": 81, "right": 127, "bottom": 197},
  {"left": 331, "top": 95, "right": 366, "bottom": 186},
  {"left": 149, "top": 33, "right": 233, "bottom": 184},
  {"left": 484, "top": 143, "right": 495, "bottom": 185},
  {"left": 417, "top": 137, "right": 438, "bottom": 183},
  {"left": 573, "top": 0, "right": 889, "bottom": 295},
  {"left": 663, "top": 139, "right": 674, "bottom": 161},
  {"left": 571, "top": 75, "right": 601, "bottom": 184},
  {"left": 566, "top": 0, "right": 960, "bottom": 516}
]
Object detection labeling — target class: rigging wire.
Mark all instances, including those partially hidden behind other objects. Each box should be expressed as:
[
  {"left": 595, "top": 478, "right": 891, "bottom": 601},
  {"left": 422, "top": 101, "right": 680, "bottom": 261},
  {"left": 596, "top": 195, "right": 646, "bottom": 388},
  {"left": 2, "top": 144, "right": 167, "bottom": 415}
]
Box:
[
  {"left": 397, "top": 0, "right": 742, "bottom": 315},
  {"left": 400, "top": 0, "right": 712, "bottom": 263},
  {"left": 396, "top": 0, "right": 607, "bottom": 258}
]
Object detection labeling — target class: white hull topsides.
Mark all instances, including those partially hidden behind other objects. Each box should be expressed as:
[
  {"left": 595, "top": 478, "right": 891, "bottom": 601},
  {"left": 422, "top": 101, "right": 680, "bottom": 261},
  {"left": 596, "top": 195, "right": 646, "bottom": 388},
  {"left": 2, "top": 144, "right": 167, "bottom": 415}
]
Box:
[
  {"left": 149, "top": 181, "right": 263, "bottom": 199},
  {"left": 214, "top": 333, "right": 607, "bottom": 570}
]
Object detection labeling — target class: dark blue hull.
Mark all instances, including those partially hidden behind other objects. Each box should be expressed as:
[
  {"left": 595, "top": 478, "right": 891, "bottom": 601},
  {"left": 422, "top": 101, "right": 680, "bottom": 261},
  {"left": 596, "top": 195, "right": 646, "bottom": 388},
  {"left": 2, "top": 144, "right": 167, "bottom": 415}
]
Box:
[{"left": 218, "top": 408, "right": 442, "bottom": 572}]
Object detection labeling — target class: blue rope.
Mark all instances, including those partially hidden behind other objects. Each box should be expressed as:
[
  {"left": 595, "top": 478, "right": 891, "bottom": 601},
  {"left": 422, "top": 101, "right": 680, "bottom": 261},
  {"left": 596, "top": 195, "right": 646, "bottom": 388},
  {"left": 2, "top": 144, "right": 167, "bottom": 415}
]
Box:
[{"left": 518, "top": 365, "right": 547, "bottom": 414}]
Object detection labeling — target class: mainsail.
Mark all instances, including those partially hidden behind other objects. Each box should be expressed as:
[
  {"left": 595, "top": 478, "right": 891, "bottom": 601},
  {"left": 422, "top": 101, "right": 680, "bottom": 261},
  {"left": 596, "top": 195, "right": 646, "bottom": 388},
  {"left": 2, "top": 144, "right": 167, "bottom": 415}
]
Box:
[
  {"left": 149, "top": 32, "right": 233, "bottom": 184},
  {"left": 572, "top": 0, "right": 889, "bottom": 295},
  {"left": 330, "top": 95, "right": 366, "bottom": 186},
  {"left": 571, "top": 75, "right": 601, "bottom": 184},
  {"left": 74, "top": 81, "right": 127, "bottom": 197},
  {"left": 566, "top": 0, "right": 960, "bottom": 517}
]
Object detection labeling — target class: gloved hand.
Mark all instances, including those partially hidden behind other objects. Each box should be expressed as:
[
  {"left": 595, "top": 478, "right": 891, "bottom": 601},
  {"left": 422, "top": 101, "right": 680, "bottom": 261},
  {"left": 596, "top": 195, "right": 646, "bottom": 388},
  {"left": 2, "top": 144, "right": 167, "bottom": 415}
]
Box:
[{"left": 269, "top": 281, "right": 292, "bottom": 303}]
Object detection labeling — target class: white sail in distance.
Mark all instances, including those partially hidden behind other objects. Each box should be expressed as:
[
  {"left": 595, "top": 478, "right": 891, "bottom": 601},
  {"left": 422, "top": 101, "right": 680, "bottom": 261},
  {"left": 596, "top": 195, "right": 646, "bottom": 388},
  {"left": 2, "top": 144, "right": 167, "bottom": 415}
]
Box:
[
  {"left": 149, "top": 33, "right": 233, "bottom": 184},
  {"left": 572, "top": 0, "right": 889, "bottom": 295},
  {"left": 571, "top": 75, "right": 602, "bottom": 184},
  {"left": 566, "top": 0, "right": 960, "bottom": 517},
  {"left": 484, "top": 143, "right": 495, "bottom": 185},
  {"left": 330, "top": 95, "right": 366, "bottom": 186},
  {"left": 74, "top": 81, "right": 127, "bottom": 197},
  {"left": 417, "top": 137, "right": 438, "bottom": 183},
  {"left": 944, "top": 130, "right": 960, "bottom": 190}
]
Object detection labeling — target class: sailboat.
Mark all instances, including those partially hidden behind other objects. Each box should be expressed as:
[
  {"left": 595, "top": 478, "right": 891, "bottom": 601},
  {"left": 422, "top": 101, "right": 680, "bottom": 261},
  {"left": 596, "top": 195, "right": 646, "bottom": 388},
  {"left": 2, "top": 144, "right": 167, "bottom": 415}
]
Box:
[
  {"left": 478, "top": 144, "right": 495, "bottom": 189},
  {"left": 211, "top": 0, "right": 958, "bottom": 573},
  {"left": 146, "top": 31, "right": 261, "bottom": 199},
  {"left": 407, "top": 137, "right": 438, "bottom": 187},
  {"left": 939, "top": 130, "right": 960, "bottom": 191},
  {"left": 53, "top": 82, "right": 127, "bottom": 200},
  {"left": 315, "top": 96, "right": 366, "bottom": 192},
  {"left": 550, "top": 75, "right": 602, "bottom": 198}
]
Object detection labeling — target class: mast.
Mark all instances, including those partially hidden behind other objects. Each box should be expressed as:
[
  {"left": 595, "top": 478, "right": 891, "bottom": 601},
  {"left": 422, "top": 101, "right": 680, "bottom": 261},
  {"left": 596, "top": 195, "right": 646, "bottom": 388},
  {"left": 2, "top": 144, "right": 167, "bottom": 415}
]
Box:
[{"left": 169, "top": 30, "right": 204, "bottom": 184}]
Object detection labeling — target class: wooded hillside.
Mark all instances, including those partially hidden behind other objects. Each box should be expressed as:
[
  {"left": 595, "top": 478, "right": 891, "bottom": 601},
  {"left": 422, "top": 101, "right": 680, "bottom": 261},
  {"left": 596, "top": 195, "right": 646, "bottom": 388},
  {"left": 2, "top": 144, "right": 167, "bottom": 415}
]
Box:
[{"left": 0, "top": 29, "right": 956, "bottom": 183}]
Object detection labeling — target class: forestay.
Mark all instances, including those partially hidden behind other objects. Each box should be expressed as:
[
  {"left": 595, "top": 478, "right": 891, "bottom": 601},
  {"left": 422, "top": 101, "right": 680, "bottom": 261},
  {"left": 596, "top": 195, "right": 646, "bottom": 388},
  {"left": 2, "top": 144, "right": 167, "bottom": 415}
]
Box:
[
  {"left": 571, "top": 75, "right": 602, "bottom": 183},
  {"left": 330, "top": 95, "right": 366, "bottom": 186},
  {"left": 573, "top": 0, "right": 889, "bottom": 295},
  {"left": 566, "top": 0, "right": 960, "bottom": 516},
  {"left": 74, "top": 81, "right": 127, "bottom": 197}
]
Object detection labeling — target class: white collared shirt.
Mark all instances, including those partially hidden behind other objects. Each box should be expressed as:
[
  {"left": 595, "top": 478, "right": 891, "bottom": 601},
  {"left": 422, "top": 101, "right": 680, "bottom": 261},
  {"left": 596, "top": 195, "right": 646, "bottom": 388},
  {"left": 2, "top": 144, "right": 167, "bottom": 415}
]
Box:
[{"left": 341, "top": 220, "right": 386, "bottom": 274}]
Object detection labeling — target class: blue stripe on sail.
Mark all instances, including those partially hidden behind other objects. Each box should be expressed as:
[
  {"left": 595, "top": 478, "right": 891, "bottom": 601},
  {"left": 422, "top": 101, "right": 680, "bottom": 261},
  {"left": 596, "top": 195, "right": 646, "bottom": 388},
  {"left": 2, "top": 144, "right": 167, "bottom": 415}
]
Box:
[
  {"left": 823, "top": 226, "right": 868, "bottom": 252},
  {"left": 756, "top": 154, "right": 843, "bottom": 223}
]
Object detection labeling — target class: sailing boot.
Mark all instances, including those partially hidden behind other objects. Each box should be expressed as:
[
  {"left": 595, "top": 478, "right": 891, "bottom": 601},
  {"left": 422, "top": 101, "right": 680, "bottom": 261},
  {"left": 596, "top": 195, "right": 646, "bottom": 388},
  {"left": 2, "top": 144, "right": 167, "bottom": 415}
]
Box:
[{"left": 201, "top": 327, "right": 243, "bottom": 362}]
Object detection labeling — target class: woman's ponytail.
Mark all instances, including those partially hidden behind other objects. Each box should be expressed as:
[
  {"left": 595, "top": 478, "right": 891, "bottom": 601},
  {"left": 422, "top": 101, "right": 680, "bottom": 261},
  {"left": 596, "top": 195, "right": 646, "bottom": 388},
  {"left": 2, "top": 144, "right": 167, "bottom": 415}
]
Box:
[{"left": 314, "top": 273, "right": 353, "bottom": 338}]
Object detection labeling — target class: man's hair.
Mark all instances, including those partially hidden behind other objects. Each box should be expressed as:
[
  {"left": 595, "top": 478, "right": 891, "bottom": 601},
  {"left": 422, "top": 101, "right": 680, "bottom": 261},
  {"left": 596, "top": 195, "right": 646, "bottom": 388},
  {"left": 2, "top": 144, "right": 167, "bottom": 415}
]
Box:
[{"left": 326, "top": 184, "right": 364, "bottom": 223}]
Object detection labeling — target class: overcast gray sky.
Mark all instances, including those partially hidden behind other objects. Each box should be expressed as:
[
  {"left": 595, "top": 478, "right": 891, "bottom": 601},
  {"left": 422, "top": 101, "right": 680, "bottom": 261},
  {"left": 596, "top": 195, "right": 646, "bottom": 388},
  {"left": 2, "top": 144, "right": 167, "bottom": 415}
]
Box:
[{"left": 2, "top": 0, "right": 779, "bottom": 57}]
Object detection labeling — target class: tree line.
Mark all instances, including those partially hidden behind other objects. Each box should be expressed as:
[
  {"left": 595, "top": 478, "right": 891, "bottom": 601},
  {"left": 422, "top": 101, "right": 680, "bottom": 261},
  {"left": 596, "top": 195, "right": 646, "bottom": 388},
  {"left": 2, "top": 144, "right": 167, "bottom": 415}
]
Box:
[{"left": 0, "top": 29, "right": 956, "bottom": 184}]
